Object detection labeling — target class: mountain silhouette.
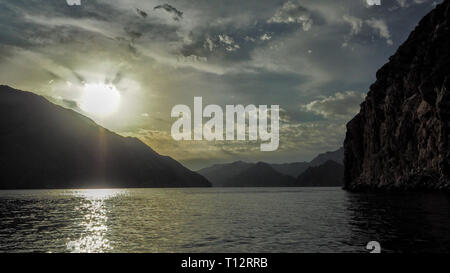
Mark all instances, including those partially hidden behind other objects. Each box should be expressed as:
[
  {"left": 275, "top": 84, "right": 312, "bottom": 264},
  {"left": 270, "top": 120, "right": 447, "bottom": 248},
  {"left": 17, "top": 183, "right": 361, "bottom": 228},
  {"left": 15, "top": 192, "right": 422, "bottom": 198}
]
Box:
[
  {"left": 222, "top": 162, "right": 296, "bottom": 187},
  {"left": 198, "top": 147, "right": 344, "bottom": 187},
  {"left": 309, "top": 147, "right": 343, "bottom": 167},
  {"left": 0, "top": 85, "right": 211, "bottom": 189},
  {"left": 270, "top": 162, "right": 310, "bottom": 177},
  {"left": 196, "top": 161, "right": 253, "bottom": 187},
  {"left": 296, "top": 160, "right": 344, "bottom": 187}
]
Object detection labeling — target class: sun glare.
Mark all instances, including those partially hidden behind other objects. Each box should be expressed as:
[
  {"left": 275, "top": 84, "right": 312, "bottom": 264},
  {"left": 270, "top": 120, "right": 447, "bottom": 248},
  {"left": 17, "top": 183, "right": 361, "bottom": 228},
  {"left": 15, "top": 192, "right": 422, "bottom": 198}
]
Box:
[{"left": 80, "top": 83, "right": 121, "bottom": 117}]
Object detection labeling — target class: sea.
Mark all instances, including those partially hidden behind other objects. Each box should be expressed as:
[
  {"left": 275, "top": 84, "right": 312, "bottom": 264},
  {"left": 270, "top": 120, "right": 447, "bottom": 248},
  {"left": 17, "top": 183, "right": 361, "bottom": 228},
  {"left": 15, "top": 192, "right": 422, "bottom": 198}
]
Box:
[{"left": 0, "top": 187, "right": 449, "bottom": 253}]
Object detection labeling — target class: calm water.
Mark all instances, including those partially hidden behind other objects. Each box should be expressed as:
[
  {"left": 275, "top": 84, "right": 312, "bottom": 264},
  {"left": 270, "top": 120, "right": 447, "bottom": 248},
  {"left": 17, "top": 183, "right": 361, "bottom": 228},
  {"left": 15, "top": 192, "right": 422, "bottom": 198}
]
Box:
[{"left": 0, "top": 188, "right": 449, "bottom": 253}]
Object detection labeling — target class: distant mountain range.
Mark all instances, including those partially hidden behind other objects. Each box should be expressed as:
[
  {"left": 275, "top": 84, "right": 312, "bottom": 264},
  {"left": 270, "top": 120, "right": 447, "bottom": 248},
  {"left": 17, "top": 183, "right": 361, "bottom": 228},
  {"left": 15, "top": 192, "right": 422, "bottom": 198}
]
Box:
[
  {"left": 270, "top": 162, "right": 310, "bottom": 177},
  {"left": 297, "top": 161, "right": 344, "bottom": 187},
  {"left": 0, "top": 85, "right": 211, "bottom": 189},
  {"left": 309, "top": 147, "right": 344, "bottom": 167},
  {"left": 198, "top": 148, "right": 344, "bottom": 187},
  {"left": 224, "top": 162, "right": 297, "bottom": 187},
  {"left": 196, "top": 161, "right": 254, "bottom": 187}
]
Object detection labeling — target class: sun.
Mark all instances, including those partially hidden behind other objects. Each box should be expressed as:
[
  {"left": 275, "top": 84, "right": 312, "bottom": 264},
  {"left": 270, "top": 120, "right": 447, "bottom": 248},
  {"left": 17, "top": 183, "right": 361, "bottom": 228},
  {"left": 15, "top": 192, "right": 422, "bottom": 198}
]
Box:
[{"left": 80, "top": 83, "right": 121, "bottom": 117}]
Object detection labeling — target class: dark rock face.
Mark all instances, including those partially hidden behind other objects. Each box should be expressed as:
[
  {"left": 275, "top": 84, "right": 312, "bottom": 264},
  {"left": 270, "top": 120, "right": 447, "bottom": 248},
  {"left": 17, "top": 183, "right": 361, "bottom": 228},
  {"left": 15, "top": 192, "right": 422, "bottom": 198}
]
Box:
[
  {"left": 297, "top": 161, "right": 344, "bottom": 187},
  {"left": 0, "top": 85, "right": 211, "bottom": 189},
  {"left": 344, "top": 1, "right": 450, "bottom": 191}
]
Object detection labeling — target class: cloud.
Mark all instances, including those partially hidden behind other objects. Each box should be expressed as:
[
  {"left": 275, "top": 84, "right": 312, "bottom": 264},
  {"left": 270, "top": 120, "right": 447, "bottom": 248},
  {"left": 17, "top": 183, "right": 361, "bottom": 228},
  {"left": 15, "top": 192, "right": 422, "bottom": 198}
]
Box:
[
  {"left": 218, "top": 34, "right": 240, "bottom": 51},
  {"left": 366, "top": 18, "right": 393, "bottom": 45},
  {"left": 125, "top": 116, "right": 347, "bottom": 170},
  {"left": 302, "top": 91, "right": 366, "bottom": 120},
  {"left": 201, "top": 34, "right": 241, "bottom": 53},
  {"left": 136, "top": 8, "right": 148, "bottom": 18},
  {"left": 154, "top": 3, "right": 183, "bottom": 21},
  {"left": 267, "top": 1, "right": 313, "bottom": 31},
  {"left": 396, "top": 0, "right": 429, "bottom": 8},
  {"left": 49, "top": 96, "right": 80, "bottom": 110},
  {"left": 125, "top": 27, "right": 143, "bottom": 40},
  {"left": 260, "top": 33, "right": 272, "bottom": 41},
  {"left": 343, "top": 15, "right": 363, "bottom": 35},
  {"left": 177, "top": 54, "right": 207, "bottom": 63},
  {"left": 203, "top": 37, "right": 216, "bottom": 51},
  {"left": 279, "top": 121, "right": 347, "bottom": 156},
  {"left": 218, "top": 34, "right": 234, "bottom": 45},
  {"left": 244, "top": 36, "right": 256, "bottom": 42}
]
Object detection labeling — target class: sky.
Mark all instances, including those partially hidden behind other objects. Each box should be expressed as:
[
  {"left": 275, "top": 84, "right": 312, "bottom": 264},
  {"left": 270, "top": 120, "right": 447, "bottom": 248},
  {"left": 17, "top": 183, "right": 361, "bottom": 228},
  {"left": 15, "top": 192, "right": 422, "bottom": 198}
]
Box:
[{"left": 0, "top": 0, "right": 442, "bottom": 169}]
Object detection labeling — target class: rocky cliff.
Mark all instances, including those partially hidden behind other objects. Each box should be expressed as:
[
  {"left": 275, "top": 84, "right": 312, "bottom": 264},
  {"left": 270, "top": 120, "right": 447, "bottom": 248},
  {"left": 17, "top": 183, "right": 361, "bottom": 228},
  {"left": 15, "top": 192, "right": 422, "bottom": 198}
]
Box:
[{"left": 344, "top": 0, "right": 450, "bottom": 191}]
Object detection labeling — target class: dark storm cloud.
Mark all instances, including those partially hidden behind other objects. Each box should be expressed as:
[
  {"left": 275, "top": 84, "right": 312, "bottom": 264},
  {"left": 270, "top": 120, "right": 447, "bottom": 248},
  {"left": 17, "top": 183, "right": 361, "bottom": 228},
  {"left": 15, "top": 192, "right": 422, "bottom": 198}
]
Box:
[
  {"left": 0, "top": 0, "right": 121, "bottom": 51},
  {"left": 154, "top": 3, "right": 183, "bottom": 21},
  {"left": 1, "top": 0, "right": 122, "bottom": 22},
  {"left": 127, "top": 43, "right": 139, "bottom": 56},
  {"left": 125, "top": 27, "right": 143, "bottom": 40},
  {"left": 111, "top": 71, "right": 123, "bottom": 85},
  {"left": 136, "top": 8, "right": 148, "bottom": 18}
]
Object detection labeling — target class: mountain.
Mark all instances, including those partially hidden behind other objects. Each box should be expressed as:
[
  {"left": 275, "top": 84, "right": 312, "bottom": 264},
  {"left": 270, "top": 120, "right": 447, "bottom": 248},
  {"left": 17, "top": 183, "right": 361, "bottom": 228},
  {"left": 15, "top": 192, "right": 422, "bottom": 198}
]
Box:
[
  {"left": 270, "top": 162, "right": 310, "bottom": 177},
  {"left": 222, "top": 162, "right": 296, "bottom": 187},
  {"left": 196, "top": 161, "right": 253, "bottom": 187},
  {"left": 0, "top": 85, "right": 211, "bottom": 189},
  {"left": 198, "top": 147, "right": 344, "bottom": 187},
  {"left": 297, "top": 161, "right": 344, "bottom": 187},
  {"left": 344, "top": 1, "right": 450, "bottom": 191},
  {"left": 309, "top": 147, "right": 344, "bottom": 167}
]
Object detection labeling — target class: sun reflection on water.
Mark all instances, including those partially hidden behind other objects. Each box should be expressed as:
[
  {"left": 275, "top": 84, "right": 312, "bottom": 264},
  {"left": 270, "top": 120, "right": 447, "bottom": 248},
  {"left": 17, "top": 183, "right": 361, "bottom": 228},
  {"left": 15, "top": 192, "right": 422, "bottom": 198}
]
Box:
[{"left": 65, "top": 189, "right": 127, "bottom": 253}]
